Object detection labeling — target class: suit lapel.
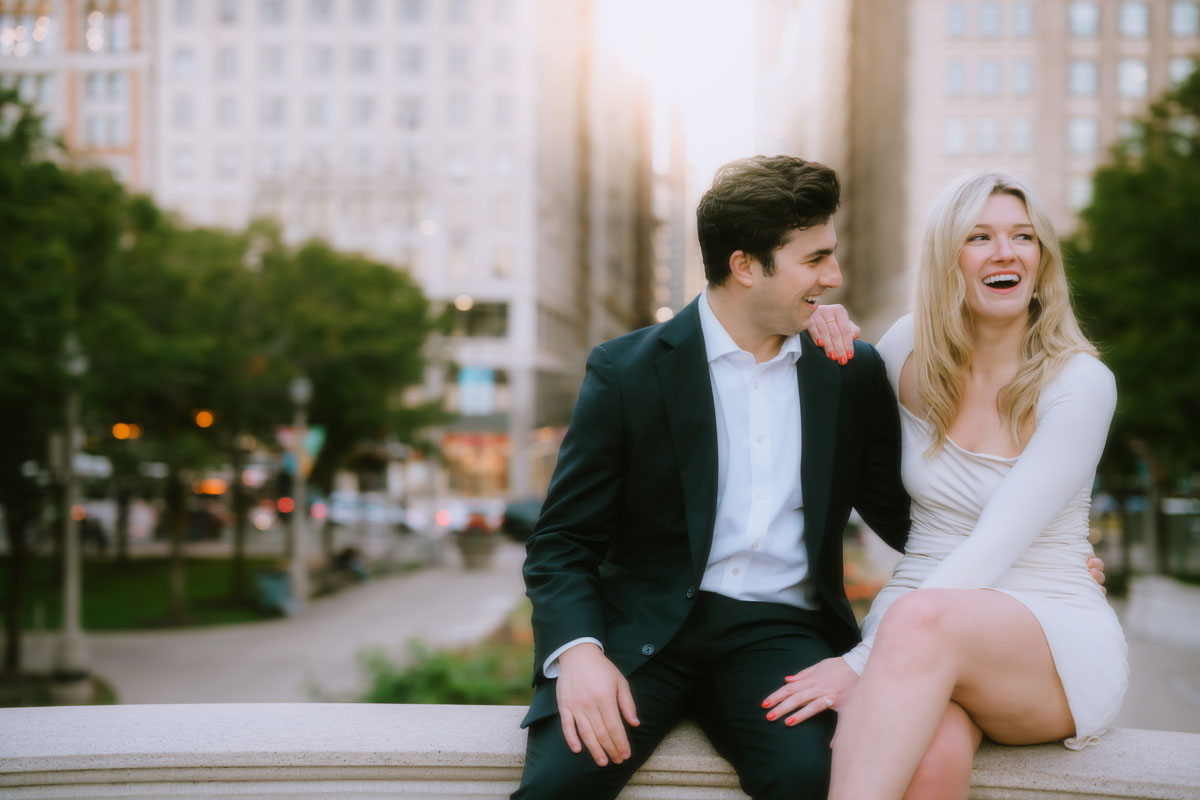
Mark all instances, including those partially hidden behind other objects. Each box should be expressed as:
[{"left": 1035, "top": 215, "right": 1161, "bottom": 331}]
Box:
[
  {"left": 799, "top": 338, "right": 840, "bottom": 567},
  {"left": 656, "top": 301, "right": 718, "bottom": 578}
]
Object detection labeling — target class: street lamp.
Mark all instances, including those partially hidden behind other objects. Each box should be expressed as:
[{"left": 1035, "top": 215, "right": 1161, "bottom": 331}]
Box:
[
  {"left": 288, "top": 375, "right": 313, "bottom": 613},
  {"left": 53, "top": 333, "right": 92, "bottom": 702}
]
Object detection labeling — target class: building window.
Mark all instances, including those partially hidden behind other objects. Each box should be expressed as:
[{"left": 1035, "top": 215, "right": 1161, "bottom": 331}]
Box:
[
  {"left": 218, "top": 0, "right": 238, "bottom": 24},
  {"left": 106, "top": 116, "right": 126, "bottom": 145},
  {"left": 85, "top": 72, "right": 104, "bottom": 100},
  {"left": 1171, "top": 1, "right": 1200, "bottom": 35},
  {"left": 350, "top": 96, "right": 376, "bottom": 125},
  {"left": 448, "top": 151, "right": 471, "bottom": 181},
  {"left": 978, "top": 60, "right": 1001, "bottom": 96},
  {"left": 216, "top": 46, "right": 238, "bottom": 79},
  {"left": 1169, "top": 57, "right": 1196, "bottom": 86},
  {"left": 452, "top": 303, "right": 509, "bottom": 338},
  {"left": 260, "top": 96, "right": 287, "bottom": 126},
  {"left": 260, "top": 46, "right": 285, "bottom": 78},
  {"left": 979, "top": 2, "right": 1002, "bottom": 37},
  {"left": 1013, "top": 2, "right": 1035, "bottom": 36},
  {"left": 946, "top": 60, "right": 966, "bottom": 97},
  {"left": 175, "top": 0, "right": 196, "bottom": 26},
  {"left": 448, "top": 93, "right": 469, "bottom": 126},
  {"left": 947, "top": 3, "right": 966, "bottom": 37},
  {"left": 172, "top": 47, "right": 197, "bottom": 77},
  {"left": 449, "top": 0, "right": 471, "bottom": 23},
  {"left": 261, "top": 0, "right": 288, "bottom": 25},
  {"left": 216, "top": 147, "right": 239, "bottom": 179},
  {"left": 216, "top": 96, "right": 238, "bottom": 127},
  {"left": 977, "top": 119, "right": 1000, "bottom": 154},
  {"left": 493, "top": 45, "right": 514, "bottom": 75},
  {"left": 1068, "top": 176, "right": 1093, "bottom": 211},
  {"left": 1118, "top": 1, "right": 1149, "bottom": 37},
  {"left": 448, "top": 44, "right": 470, "bottom": 76},
  {"left": 171, "top": 147, "right": 195, "bottom": 179},
  {"left": 1067, "top": 116, "right": 1099, "bottom": 154},
  {"left": 350, "top": 147, "right": 374, "bottom": 176},
  {"left": 306, "top": 95, "right": 335, "bottom": 128},
  {"left": 172, "top": 94, "right": 194, "bottom": 128},
  {"left": 493, "top": 93, "right": 514, "bottom": 127},
  {"left": 1117, "top": 118, "right": 1140, "bottom": 145},
  {"left": 1117, "top": 58, "right": 1149, "bottom": 97},
  {"left": 492, "top": 146, "right": 515, "bottom": 177},
  {"left": 1011, "top": 118, "right": 1034, "bottom": 154},
  {"left": 350, "top": 46, "right": 376, "bottom": 75},
  {"left": 35, "top": 74, "right": 57, "bottom": 103},
  {"left": 398, "top": 0, "right": 425, "bottom": 22},
  {"left": 1068, "top": 59, "right": 1098, "bottom": 96},
  {"left": 1012, "top": 59, "right": 1034, "bottom": 95},
  {"left": 310, "top": 46, "right": 335, "bottom": 76},
  {"left": 495, "top": 0, "right": 514, "bottom": 23},
  {"left": 1068, "top": 1, "right": 1100, "bottom": 37},
  {"left": 398, "top": 44, "right": 424, "bottom": 74},
  {"left": 945, "top": 118, "right": 967, "bottom": 155},
  {"left": 308, "top": 0, "right": 334, "bottom": 21},
  {"left": 351, "top": 0, "right": 378, "bottom": 23},
  {"left": 396, "top": 96, "right": 422, "bottom": 129}
]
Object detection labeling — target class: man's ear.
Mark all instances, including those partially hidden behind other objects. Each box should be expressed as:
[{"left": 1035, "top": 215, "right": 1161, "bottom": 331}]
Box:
[{"left": 729, "top": 250, "right": 756, "bottom": 288}]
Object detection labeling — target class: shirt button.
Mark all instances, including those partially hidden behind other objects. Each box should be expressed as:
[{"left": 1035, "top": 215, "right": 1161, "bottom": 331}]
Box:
[
  {"left": 756, "top": 434, "right": 764, "bottom": 443},
  {"left": 752, "top": 381, "right": 759, "bottom": 389},
  {"left": 732, "top": 567, "right": 740, "bottom": 576},
  {"left": 758, "top": 490, "right": 766, "bottom": 499},
  {"left": 751, "top": 542, "right": 759, "bottom": 550},
  {"left": 685, "top": 586, "right": 696, "bottom": 599},
  {"left": 641, "top": 644, "right": 656, "bottom": 656}
]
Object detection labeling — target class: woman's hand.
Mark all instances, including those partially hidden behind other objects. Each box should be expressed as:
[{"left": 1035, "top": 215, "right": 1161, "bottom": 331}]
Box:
[
  {"left": 806, "top": 304, "right": 861, "bottom": 365},
  {"left": 762, "top": 656, "right": 858, "bottom": 726}
]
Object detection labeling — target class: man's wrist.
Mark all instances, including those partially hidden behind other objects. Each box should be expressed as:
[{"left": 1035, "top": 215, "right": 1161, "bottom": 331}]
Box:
[{"left": 543, "top": 637, "right": 604, "bottom": 678}]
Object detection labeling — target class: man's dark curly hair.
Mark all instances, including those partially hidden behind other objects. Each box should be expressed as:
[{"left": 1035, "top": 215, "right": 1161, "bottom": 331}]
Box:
[{"left": 696, "top": 155, "right": 840, "bottom": 286}]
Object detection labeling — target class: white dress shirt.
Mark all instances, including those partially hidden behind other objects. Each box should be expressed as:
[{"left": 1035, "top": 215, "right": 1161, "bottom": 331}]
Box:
[{"left": 543, "top": 292, "right": 813, "bottom": 677}]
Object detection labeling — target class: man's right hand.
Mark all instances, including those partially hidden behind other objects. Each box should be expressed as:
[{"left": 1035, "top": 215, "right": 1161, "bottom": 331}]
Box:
[{"left": 555, "top": 643, "right": 640, "bottom": 767}]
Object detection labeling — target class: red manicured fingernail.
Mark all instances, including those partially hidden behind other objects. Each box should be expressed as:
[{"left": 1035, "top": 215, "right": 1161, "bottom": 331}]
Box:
[
  {"left": 815, "top": 338, "right": 823, "bottom": 347},
  {"left": 838, "top": 357, "right": 847, "bottom": 365},
  {"left": 786, "top": 717, "right": 798, "bottom": 726},
  {"left": 762, "top": 700, "right": 770, "bottom": 708},
  {"left": 845, "top": 351, "right": 852, "bottom": 358},
  {"left": 766, "top": 712, "right": 776, "bottom": 720}
]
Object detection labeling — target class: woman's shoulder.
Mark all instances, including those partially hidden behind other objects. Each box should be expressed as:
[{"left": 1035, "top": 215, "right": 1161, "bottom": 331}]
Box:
[
  {"left": 875, "top": 313, "right": 915, "bottom": 392},
  {"left": 1040, "top": 351, "right": 1117, "bottom": 411}
]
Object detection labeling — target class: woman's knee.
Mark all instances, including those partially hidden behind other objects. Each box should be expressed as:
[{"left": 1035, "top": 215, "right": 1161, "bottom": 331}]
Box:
[{"left": 877, "top": 590, "right": 961, "bottom": 647}]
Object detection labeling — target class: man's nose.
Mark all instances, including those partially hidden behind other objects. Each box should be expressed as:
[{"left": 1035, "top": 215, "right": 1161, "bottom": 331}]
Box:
[{"left": 822, "top": 256, "right": 843, "bottom": 289}]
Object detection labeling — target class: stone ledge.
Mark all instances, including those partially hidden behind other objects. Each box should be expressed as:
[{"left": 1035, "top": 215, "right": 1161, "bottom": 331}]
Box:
[{"left": 1, "top": 703, "right": 1197, "bottom": 799}]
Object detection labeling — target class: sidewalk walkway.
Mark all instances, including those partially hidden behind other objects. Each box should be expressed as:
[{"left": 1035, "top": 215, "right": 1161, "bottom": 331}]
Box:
[{"left": 22, "top": 540, "right": 527, "bottom": 704}]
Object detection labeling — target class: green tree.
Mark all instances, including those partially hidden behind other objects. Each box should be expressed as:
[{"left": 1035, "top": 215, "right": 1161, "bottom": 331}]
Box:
[
  {"left": 0, "top": 88, "right": 127, "bottom": 672},
  {"left": 1067, "top": 67, "right": 1200, "bottom": 571}
]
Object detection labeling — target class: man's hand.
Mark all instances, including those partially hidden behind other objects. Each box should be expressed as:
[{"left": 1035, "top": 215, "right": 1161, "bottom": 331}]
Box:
[
  {"left": 806, "top": 304, "right": 861, "bottom": 365},
  {"left": 762, "top": 656, "right": 858, "bottom": 726},
  {"left": 556, "top": 643, "right": 640, "bottom": 767},
  {"left": 1088, "top": 553, "right": 1106, "bottom": 594}
]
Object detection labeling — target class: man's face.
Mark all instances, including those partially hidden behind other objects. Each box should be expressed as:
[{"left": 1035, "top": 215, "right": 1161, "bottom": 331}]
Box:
[{"left": 746, "top": 223, "right": 842, "bottom": 336}]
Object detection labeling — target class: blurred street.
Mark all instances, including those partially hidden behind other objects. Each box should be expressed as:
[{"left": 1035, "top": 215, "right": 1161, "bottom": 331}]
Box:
[{"left": 17, "top": 540, "right": 527, "bottom": 704}]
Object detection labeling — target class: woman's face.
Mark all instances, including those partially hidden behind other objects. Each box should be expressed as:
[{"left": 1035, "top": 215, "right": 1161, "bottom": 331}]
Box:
[{"left": 957, "top": 192, "right": 1040, "bottom": 323}]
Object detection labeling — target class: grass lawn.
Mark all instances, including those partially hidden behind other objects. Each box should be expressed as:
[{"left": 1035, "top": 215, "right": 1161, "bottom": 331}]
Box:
[{"left": 0, "top": 556, "right": 281, "bottom": 630}]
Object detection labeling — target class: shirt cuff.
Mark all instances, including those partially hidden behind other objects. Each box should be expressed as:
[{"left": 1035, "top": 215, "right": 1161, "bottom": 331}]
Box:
[
  {"left": 841, "top": 645, "right": 868, "bottom": 676},
  {"left": 543, "top": 637, "right": 604, "bottom": 678}
]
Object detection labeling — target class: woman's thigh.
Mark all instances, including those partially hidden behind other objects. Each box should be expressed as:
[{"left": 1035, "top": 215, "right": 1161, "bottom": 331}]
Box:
[{"left": 880, "top": 588, "right": 1075, "bottom": 744}]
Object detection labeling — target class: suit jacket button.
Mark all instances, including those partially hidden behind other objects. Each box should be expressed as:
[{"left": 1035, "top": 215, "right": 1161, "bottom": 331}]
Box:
[
  {"left": 685, "top": 586, "right": 696, "bottom": 599},
  {"left": 641, "top": 644, "right": 655, "bottom": 656}
]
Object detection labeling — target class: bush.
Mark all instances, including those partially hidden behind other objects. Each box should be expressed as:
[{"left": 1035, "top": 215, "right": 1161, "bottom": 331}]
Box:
[{"left": 359, "top": 638, "right": 533, "bottom": 705}]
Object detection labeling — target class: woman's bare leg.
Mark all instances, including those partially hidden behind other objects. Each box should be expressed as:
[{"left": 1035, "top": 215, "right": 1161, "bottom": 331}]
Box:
[
  {"left": 900, "top": 702, "right": 982, "bottom": 800},
  {"left": 827, "top": 589, "right": 1074, "bottom": 800}
]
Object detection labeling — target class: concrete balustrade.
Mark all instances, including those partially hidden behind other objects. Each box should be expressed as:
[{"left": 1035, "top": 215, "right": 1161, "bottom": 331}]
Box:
[{"left": 1, "top": 703, "right": 1198, "bottom": 799}]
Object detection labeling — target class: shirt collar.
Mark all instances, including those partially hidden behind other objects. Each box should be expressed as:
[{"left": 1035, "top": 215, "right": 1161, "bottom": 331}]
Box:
[{"left": 699, "top": 289, "right": 804, "bottom": 366}]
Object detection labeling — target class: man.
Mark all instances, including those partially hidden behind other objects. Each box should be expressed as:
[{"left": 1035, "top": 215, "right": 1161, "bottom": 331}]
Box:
[{"left": 514, "top": 155, "right": 910, "bottom": 799}]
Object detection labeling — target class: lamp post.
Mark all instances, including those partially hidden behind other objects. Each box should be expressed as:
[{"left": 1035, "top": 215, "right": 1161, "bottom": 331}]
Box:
[
  {"left": 52, "top": 334, "right": 92, "bottom": 703},
  {"left": 288, "top": 375, "right": 313, "bottom": 614}
]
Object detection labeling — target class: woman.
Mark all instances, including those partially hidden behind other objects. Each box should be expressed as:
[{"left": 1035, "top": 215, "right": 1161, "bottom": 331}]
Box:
[{"left": 766, "top": 172, "right": 1128, "bottom": 799}]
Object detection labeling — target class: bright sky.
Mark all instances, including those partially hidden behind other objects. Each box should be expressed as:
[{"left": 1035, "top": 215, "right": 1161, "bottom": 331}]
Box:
[{"left": 597, "top": 0, "right": 757, "bottom": 178}]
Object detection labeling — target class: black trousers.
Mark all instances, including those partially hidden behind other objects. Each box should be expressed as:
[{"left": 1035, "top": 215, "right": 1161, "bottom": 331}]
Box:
[{"left": 513, "top": 593, "right": 838, "bottom": 800}]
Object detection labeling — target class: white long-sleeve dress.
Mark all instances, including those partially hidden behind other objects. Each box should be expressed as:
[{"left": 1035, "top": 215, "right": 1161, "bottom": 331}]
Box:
[{"left": 842, "top": 315, "right": 1128, "bottom": 749}]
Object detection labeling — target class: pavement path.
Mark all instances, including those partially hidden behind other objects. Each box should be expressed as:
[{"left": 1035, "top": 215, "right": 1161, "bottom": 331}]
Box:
[{"left": 21, "top": 540, "right": 528, "bottom": 704}]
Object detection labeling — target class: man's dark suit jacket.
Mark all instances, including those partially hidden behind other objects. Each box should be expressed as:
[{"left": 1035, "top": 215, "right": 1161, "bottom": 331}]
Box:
[{"left": 521, "top": 297, "right": 911, "bottom": 727}]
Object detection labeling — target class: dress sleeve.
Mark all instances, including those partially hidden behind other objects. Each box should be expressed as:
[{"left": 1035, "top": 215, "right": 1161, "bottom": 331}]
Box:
[{"left": 920, "top": 355, "right": 1116, "bottom": 589}]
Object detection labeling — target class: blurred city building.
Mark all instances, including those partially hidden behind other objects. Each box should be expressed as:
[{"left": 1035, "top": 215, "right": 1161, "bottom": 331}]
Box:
[
  {"left": 757, "top": 0, "right": 1200, "bottom": 338},
  {"left": 1, "top": 0, "right": 675, "bottom": 498}
]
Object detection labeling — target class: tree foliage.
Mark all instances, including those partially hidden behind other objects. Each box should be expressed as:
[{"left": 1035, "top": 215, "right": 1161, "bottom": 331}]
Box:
[{"left": 1067, "top": 68, "right": 1200, "bottom": 488}]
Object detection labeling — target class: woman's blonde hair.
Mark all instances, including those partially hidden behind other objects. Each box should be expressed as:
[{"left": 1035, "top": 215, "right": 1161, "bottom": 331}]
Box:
[{"left": 913, "top": 172, "right": 1096, "bottom": 453}]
